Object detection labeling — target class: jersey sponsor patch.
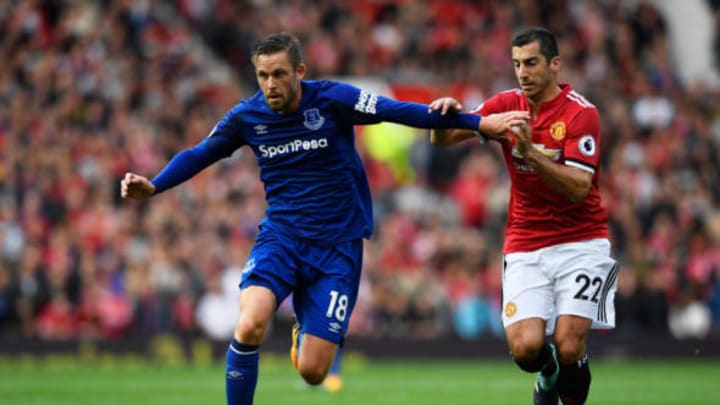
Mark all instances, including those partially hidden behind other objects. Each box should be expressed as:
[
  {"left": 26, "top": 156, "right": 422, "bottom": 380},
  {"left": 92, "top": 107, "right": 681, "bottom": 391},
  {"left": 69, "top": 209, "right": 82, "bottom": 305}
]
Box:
[
  {"left": 549, "top": 121, "right": 566, "bottom": 141},
  {"left": 578, "top": 134, "right": 596, "bottom": 157},
  {"left": 303, "top": 108, "right": 325, "bottom": 130},
  {"left": 259, "top": 138, "right": 329, "bottom": 158},
  {"left": 511, "top": 144, "right": 561, "bottom": 161},
  {"left": 354, "top": 90, "right": 378, "bottom": 114},
  {"left": 242, "top": 258, "right": 255, "bottom": 274}
]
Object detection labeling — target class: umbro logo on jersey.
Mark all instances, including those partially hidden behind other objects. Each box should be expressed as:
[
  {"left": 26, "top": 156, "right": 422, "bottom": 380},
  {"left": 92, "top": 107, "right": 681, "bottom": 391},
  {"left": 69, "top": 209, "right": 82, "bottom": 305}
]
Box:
[{"left": 254, "top": 124, "right": 268, "bottom": 135}]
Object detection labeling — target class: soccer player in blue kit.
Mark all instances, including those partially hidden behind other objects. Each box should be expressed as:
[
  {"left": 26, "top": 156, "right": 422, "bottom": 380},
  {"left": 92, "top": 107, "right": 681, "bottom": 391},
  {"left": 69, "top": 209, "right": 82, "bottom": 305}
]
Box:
[{"left": 121, "top": 32, "right": 529, "bottom": 404}]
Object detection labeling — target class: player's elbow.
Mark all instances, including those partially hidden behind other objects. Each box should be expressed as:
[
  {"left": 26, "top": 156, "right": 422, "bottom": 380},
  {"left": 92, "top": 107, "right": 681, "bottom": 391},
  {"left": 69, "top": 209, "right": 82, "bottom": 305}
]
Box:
[
  {"left": 429, "top": 130, "right": 445, "bottom": 146},
  {"left": 563, "top": 168, "right": 593, "bottom": 203},
  {"left": 567, "top": 182, "right": 591, "bottom": 203},
  {"left": 567, "top": 192, "right": 587, "bottom": 204}
]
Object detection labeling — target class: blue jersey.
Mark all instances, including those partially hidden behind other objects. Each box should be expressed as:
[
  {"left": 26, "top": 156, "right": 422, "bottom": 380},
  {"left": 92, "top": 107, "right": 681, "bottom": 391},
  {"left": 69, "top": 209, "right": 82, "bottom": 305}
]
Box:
[{"left": 151, "top": 80, "right": 481, "bottom": 242}]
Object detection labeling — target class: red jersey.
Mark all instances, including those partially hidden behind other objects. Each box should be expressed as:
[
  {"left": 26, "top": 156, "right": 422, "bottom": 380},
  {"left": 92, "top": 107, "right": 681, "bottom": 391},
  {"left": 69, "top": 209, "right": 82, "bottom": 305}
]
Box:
[{"left": 475, "top": 84, "right": 608, "bottom": 253}]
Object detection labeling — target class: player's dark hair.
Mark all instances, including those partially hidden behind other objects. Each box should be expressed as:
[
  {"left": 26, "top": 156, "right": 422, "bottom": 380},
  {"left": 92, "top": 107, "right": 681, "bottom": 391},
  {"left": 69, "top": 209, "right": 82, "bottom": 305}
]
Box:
[
  {"left": 252, "top": 32, "right": 304, "bottom": 69},
  {"left": 511, "top": 27, "right": 559, "bottom": 64}
]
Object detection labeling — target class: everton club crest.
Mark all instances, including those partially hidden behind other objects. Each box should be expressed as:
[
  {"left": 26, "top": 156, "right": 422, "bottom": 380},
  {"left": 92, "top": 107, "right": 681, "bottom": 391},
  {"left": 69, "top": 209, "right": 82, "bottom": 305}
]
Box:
[{"left": 303, "top": 108, "right": 325, "bottom": 130}]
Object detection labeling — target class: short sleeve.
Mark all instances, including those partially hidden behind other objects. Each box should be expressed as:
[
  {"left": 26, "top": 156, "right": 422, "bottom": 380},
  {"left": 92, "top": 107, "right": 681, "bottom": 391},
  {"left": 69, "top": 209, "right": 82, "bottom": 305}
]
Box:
[
  {"left": 563, "top": 108, "right": 600, "bottom": 174},
  {"left": 472, "top": 93, "right": 506, "bottom": 116}
]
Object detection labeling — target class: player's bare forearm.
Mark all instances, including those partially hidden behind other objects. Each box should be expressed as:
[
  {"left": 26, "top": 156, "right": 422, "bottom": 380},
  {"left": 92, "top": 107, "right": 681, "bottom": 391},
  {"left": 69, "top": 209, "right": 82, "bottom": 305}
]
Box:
[
  {"left": 430, "top": 128, "right": 476, "bottom": 147},
  {"left": 512, "top": 121, "right": 591, "bottom": 202},
  {"left": 427, "top": 98, "right": 528, "bottom": 146},
  {"left": 522, "top": 149, "right": 592, "bottom": 202}
]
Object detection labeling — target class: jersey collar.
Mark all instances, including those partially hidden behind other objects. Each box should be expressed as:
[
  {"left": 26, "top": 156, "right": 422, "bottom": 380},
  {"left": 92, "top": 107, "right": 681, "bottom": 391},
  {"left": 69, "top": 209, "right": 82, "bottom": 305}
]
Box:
[{"left": 532, "top": 83, "right": 572, "bottom": 111}]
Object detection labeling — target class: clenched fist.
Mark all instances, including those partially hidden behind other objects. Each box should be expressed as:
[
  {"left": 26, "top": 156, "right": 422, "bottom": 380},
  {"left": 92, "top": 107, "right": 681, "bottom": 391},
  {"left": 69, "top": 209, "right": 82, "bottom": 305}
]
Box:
[{"left": 120, "top": 172, "right": 156, "bottom": 200}]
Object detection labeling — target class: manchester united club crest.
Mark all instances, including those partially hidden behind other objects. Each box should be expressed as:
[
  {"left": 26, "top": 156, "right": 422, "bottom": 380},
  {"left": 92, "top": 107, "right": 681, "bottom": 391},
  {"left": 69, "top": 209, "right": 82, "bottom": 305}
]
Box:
[
  {"left": 303, "top": 108, "right": 325, "bottom": 130},
  {"left": 505, "top": 302, "right": 517, "bottom": 318},
  {"left": 549, "top": 121, "right": 566, "bottom": 141}
]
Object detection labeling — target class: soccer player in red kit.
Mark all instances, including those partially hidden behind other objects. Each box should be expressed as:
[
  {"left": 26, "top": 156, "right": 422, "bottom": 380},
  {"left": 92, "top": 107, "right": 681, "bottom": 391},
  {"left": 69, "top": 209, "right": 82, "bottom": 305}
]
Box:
[{"left": 429, "top": 27, "right": 618, "bottom": 405}]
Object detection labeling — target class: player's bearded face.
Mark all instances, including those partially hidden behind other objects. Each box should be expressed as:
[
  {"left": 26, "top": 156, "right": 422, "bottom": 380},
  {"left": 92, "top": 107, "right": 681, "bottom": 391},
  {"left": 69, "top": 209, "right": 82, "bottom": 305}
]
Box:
[
  {"left": 512, "top": 43, "right": 558, "bottom": 102},
  {"left": 255, "top": 51, "right": 306, "bottom": 114}
]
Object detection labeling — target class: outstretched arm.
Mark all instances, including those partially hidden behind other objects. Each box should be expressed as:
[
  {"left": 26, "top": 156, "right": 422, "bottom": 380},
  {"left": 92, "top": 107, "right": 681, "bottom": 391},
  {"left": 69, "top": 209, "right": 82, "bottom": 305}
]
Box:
[
  {"left": 120, "top": 133, "right": 241, "bottom": 200},
  {"left": 329, "top": 82, "right": 526, "bottom": 133},
  {"left": 428, "top": 97, "right": 528, "bottom": 147}
]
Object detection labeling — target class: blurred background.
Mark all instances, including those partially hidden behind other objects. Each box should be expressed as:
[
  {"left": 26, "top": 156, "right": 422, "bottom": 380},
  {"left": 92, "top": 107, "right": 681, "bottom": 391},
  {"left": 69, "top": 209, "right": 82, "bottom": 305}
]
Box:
[{"left": 1, "top": 0, "right": 720, "bottom": 363}]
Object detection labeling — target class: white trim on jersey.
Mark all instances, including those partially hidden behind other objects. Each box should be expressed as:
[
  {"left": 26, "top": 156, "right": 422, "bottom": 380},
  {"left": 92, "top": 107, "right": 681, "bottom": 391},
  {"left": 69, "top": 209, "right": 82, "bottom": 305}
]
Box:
[
  {"left": 565, "top": 159, "right": 595, "bottom": 174},
  {"left": 566, "top": 91, "right": 595, "bottom": 109},
  {"left": 207, "top": 123, "right": 219, "bottom": 138},
  {"left": 471, "top": 88, "right": 521, "bottom": 113}
]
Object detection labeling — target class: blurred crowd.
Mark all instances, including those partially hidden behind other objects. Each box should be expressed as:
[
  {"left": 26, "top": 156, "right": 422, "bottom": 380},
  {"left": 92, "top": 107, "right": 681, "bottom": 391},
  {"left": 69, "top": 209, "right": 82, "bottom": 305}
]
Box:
[{"left": 1, "top": 0, "right": 719, "bottom": 344}]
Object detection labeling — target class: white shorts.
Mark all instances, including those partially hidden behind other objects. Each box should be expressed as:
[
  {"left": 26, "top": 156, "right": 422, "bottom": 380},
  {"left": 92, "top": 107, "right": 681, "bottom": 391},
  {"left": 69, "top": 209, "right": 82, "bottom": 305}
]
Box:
[{"left": 501, "top": 238, "right": 619, "bottom": 335}]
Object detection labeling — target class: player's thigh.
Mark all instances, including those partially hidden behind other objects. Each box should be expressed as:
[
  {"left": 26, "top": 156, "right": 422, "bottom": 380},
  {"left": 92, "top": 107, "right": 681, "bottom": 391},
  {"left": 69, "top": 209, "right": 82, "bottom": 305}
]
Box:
[
  {"left": 502, "top": 251, "right": 555, "bottom": 330},
  {"left": 552, "top": 239, "right": 619, "bottom": 330},
  {"left": 239, "top": 227, "right": 297, "bottom": 310},
  {"left": 235, "top": 228, "right": 300, "bottom": 342},
  {"left": 293, "top": 239, "right": 363, "bottom": 345},
  {"left": 234, "top": 285, "right": 277, "bottom": 342}
]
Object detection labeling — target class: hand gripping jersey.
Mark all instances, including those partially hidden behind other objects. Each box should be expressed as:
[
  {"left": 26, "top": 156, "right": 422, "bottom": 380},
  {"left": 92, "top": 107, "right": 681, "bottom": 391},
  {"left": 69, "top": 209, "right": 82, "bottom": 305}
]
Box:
[
  {"left": 150, "top": 80, "right": 482, "bottom": 242},
  {"left": 475, "top": 84, "right": 608, "bottom": 253}
]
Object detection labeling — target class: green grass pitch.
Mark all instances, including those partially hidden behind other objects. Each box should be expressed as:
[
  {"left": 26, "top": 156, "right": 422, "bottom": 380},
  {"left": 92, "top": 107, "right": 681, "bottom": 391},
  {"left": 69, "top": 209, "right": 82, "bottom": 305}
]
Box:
[{"left": 0, "top": 354, "right": 719, "bottom": 404}]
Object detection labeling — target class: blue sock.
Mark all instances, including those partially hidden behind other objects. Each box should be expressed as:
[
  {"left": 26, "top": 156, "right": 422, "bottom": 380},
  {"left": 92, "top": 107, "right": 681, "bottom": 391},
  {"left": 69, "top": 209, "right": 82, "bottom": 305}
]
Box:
[
  {"left": 225, "top": 339, "right": 259, "bottom": 405},
  {"left": 329, "top": 347, "right": 342, "bottom": 375}
]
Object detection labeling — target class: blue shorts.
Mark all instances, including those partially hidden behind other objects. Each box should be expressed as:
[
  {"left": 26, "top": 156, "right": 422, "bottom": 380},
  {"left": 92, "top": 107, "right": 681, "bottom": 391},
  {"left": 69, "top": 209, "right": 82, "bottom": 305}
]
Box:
[{"left": 240, "top": 226, "right": 363, "bottom": 345}]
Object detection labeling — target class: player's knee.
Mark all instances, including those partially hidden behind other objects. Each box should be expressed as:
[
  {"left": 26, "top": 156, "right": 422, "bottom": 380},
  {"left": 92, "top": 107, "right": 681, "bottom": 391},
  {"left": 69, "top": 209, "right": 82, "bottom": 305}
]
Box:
[
  {"left": 555, "top": 337, "right": 585, "bottom": 363},
  {"left": 299, "top": 365, "right": 328, "bottom": 386},
  {"left": 509, "top": 338, "right": 544, "bottom": 366},
  {"left": 297, "top": 353, "right": 332, "bottom": 385},
  {"left": 511, "top": 345, "right": 544, "bottom": 371},
  {"left": 234, "top": 315, "right": 268, "bottom": 344}
]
